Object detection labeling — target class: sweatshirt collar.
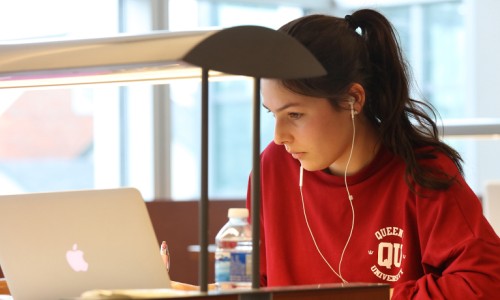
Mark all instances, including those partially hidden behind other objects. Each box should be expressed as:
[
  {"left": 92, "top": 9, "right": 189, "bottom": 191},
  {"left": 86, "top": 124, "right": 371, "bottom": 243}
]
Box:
[{"left": 313, "top": 145, "right": 396, "bottom": 185}]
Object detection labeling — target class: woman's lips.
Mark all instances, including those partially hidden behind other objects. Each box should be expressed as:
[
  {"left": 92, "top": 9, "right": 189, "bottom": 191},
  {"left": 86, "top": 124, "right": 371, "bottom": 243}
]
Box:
[{"left": 291, "top": 152, "right": 304, "bottom": 159}]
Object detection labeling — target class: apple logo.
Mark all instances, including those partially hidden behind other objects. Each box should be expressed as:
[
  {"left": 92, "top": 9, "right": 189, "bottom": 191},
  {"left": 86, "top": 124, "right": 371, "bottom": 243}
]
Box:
[{"left": 66, "top": 243, "right": 89, "bottom": 272}]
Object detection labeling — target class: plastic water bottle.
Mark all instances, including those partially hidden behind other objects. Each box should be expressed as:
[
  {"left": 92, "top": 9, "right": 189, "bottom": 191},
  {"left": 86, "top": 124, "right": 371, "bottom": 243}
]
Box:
[{"left": 215, "top": 208, "right": 252, "bottom": 290}]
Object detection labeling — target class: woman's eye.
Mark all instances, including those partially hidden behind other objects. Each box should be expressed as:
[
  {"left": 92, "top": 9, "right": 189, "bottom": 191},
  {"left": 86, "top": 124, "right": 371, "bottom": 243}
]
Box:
[
  {"left": 265, "top": 110, "right": 275, "bottom": 118},
  {"left": 264, "top": 108, "right": 275, "bottom": 117},
  {"left": 288, "top": 112, "right": 302, "bottom": 119}
]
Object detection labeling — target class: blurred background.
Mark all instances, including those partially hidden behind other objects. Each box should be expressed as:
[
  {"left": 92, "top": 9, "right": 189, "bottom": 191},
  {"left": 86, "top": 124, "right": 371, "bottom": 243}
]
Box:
[{"left": 0, "top": 0, "right": 498, "bottom": 201}]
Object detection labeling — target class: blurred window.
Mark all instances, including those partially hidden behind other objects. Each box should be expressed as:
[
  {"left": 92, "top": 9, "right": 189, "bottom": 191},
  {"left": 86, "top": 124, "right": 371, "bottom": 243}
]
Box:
[{"left": 1, "top": 0, "right": 496, "bottom": 199}]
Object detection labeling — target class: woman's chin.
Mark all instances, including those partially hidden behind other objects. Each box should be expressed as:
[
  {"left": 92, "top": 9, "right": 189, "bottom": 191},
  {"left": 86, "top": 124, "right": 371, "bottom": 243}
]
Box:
[{"left": 299, "top": 162, "right": 325, "bottom": 172}]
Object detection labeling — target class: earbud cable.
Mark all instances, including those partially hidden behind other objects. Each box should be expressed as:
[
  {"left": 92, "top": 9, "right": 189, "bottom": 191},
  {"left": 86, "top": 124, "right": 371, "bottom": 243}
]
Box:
[
  {"left": 300, "top": 183, "right": 347, "bottom": 283},
  {"left": 339, "top": 113, "right": 356, "bottom": 281}
]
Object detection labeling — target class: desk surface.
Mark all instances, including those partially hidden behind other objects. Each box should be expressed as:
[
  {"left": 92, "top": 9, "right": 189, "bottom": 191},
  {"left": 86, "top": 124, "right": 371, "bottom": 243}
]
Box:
[
  {"left": 0, "top": 279, "right": 9, "bottom": 296},
  {"left": 222, "top": 283, "right": 390, "bottom": 300},
  {"left": 74, "top": 283, "right": 389, "bottom": 300},
  {"left": 1, "top": 278, "right": 389, "bottom": 300}
]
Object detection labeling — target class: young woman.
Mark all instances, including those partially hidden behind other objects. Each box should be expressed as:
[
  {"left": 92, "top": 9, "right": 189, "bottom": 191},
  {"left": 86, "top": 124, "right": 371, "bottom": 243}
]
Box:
[{"left": 248, "top": 9, "right": 500, "bottom": 299}]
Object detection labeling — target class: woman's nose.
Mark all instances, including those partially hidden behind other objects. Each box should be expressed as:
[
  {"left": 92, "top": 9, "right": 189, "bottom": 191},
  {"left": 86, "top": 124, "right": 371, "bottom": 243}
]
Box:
[{"left": 273, "top": 119, "right": 291, "bottom": 146}]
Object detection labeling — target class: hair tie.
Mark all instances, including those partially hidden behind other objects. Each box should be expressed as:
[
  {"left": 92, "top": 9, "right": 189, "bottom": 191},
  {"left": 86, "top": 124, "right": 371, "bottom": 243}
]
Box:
[{"left": 345, "top": 15, "right": 360, "bottom": 31}]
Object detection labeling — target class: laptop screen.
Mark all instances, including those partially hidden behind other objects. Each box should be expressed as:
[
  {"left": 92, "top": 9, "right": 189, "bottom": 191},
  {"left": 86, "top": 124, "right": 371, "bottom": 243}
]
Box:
[{"left": 0, "top": 188, "right": 170, "bottom": 300}]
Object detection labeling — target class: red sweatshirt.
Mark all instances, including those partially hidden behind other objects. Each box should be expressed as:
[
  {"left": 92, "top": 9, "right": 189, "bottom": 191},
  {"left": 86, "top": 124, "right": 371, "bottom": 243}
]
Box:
[{"left": 247, "top": 142, "right": 500, "bottom": 299}]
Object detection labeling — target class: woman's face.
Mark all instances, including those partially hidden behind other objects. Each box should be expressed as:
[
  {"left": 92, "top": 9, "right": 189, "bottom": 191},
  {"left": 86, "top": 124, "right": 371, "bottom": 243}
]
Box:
[{"left": 262, "top": 79, "right": 355, "bottom": 173}]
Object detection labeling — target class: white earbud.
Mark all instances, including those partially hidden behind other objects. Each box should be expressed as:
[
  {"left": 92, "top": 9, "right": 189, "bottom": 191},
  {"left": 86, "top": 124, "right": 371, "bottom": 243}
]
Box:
[
  {"left": 349, "top": 98, "right": 356, "bottom": 119},
  {"left": 299, "top": 165, "right": 303, "bottom": 187}
]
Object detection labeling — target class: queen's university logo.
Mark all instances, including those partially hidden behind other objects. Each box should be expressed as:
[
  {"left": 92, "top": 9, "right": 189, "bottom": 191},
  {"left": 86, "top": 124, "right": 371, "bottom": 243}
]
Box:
[{"left": 368, "top": 226, "right": 405, "bottom": 282}]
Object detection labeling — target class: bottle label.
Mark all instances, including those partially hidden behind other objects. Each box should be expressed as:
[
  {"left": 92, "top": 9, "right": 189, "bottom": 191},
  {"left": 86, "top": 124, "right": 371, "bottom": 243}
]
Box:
[
  {"left": 229, "top": 252, "right": 252, "bottom": 282},
  {"left": 215, "top": 250, "right": 252, "bottom": 284}
]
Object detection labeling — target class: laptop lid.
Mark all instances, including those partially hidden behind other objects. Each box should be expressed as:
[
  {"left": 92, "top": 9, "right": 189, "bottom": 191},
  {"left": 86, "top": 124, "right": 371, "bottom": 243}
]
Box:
[{"left": 0, "top": 187, "right": 171, "bottom": 300}]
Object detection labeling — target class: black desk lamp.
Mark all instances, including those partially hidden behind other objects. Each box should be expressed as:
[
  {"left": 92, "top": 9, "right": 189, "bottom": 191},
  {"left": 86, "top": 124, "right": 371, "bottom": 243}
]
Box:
[{"left": 0, "top": 25, "right": 327, "bottom": 292}]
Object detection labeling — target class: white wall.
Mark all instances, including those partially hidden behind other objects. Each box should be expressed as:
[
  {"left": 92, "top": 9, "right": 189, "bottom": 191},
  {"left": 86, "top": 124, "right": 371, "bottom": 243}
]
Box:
[
  {"left": 468, "top": 0, "right": 500, "bottom": 196},
  {"left": 471, "top": 0, "right": 500, "bottom": 117}
]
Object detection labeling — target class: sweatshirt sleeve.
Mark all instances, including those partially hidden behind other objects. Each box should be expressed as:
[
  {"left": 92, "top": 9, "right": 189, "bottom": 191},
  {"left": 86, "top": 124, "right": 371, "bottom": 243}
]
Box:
[
  {"left": 392, "top": 162, "right": 500, "bottom": 299},
  {"left": 392, "top": 238, "right": 500, "bottom": 299}
]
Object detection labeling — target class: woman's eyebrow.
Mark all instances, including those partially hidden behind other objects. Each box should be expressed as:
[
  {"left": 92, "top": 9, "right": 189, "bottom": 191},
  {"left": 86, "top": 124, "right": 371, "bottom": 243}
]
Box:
[{"left": 262, "top": 102, "right": 301, "bottom": 113}]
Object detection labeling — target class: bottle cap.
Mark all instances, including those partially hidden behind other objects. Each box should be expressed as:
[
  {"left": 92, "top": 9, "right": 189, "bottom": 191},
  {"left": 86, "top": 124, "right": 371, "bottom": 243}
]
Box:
[{"left": 228, "top": 208, "right": 249, "bottom": 218}]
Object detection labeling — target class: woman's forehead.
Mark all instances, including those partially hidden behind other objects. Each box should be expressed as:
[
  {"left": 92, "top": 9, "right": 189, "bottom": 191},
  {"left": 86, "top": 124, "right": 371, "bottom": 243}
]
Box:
[{"left": 262, "top": 79, "right": 332, "bottom": 109}]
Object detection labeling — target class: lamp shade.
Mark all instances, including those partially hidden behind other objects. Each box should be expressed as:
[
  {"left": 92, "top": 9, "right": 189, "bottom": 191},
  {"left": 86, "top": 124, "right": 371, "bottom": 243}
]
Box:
[
  {"left": 0, "top": 25, "right": 326, "bottom": 89},
  {"left": 183, "top": 25, "right": 326, "bottom": 78}
]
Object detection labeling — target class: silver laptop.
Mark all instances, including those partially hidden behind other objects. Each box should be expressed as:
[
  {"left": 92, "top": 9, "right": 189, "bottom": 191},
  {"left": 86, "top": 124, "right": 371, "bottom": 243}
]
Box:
[{"left": 0, "top": 187, "right": 171, "bottom": 300}]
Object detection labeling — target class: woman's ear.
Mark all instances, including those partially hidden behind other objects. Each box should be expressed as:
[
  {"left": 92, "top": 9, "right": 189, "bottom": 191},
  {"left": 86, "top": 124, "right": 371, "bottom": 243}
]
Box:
[{"left": 346, "top": 83, "right": 366, "bottom": 114}]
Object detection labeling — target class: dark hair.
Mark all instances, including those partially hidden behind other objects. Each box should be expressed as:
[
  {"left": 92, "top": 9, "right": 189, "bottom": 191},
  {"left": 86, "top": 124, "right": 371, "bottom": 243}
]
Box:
[{"left": 278, "top": 9, "right": 463, "bottom": 191}]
